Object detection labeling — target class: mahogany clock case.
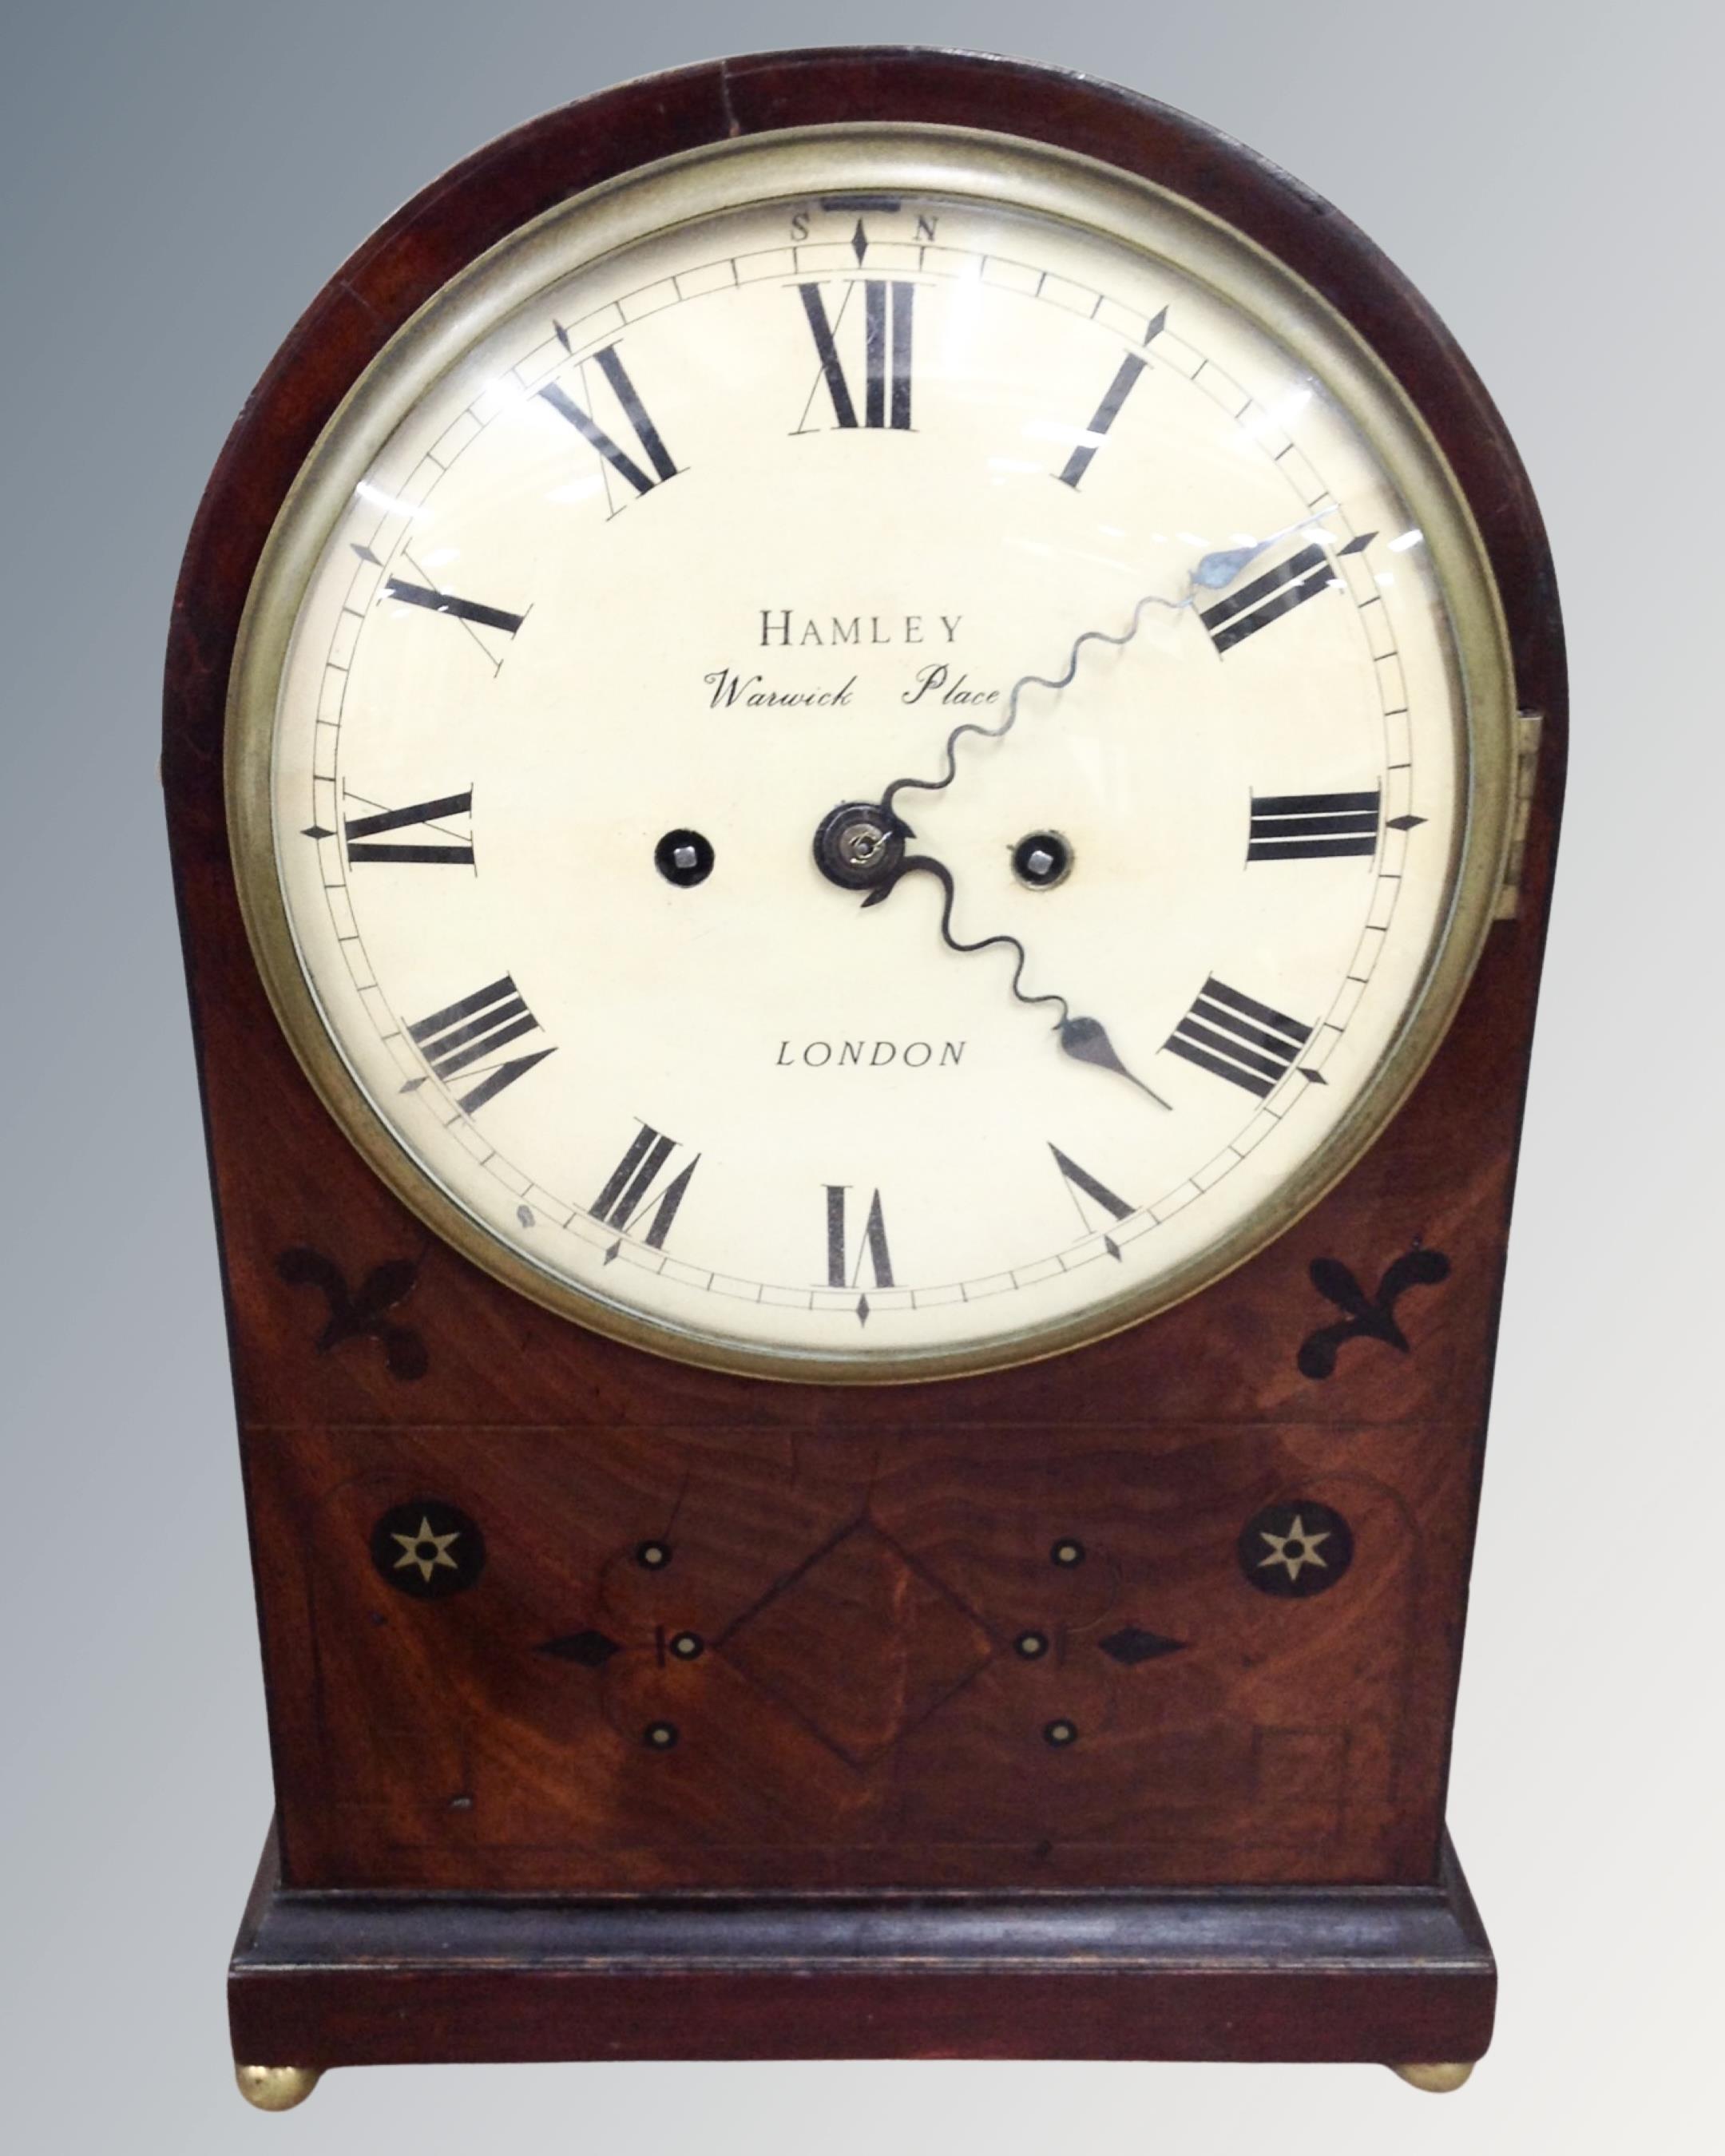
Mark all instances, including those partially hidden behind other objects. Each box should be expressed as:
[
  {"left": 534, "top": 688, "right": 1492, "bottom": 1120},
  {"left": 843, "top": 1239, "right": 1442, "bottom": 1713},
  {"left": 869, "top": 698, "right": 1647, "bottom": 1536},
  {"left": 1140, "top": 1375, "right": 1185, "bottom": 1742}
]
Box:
[{"left": 163, "top": 50, "right": 1564, "bottom": 2079}]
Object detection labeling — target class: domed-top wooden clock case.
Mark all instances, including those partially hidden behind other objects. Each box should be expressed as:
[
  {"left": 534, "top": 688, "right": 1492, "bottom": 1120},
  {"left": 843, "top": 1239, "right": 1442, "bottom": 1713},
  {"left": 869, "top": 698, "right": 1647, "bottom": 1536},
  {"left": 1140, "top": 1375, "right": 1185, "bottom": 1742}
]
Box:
[{"left": 163, "top": 50, "right": 1563, "bottom": 2107}]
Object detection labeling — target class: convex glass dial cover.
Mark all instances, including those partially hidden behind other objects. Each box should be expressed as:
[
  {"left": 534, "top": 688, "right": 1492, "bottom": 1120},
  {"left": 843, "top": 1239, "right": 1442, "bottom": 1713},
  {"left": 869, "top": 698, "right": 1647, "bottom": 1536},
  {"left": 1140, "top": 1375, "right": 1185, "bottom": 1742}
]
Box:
[{"left": 229, "top": 129, "right": 1514, "bottom": 1381}]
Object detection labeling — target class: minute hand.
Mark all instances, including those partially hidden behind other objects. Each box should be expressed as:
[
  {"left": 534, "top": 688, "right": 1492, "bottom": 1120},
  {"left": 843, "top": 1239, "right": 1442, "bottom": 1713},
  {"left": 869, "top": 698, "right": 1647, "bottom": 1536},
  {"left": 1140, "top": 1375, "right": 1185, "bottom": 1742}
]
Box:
[
  {"left": 877, "top": 514, "right": 1333, "bottom": 828},
  {"left": 879, "top": 589, "right": 1186, "bottom": 830}
]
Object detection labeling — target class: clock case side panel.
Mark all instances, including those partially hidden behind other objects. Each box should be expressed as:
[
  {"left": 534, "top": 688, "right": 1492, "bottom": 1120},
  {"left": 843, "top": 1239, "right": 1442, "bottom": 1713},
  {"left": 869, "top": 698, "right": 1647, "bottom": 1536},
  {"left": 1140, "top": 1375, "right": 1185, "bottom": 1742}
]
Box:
[{"left": 163, "top": 50, "right": 1564, "bottom": 1913}]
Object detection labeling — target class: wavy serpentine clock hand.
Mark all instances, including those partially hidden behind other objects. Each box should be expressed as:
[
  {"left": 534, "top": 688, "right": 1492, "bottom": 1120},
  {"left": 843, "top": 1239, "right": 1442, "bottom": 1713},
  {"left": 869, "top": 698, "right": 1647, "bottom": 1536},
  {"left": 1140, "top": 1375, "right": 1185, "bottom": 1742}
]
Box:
[
  {"left": 877, "top": 510, "right": 1337, "bottom": 830},
  {"left": 851, "top": 515, "right": 1338, "bottom": 1105},
  {"left": 859, "top": 852, "right": 1171, "bottom": 1107}
]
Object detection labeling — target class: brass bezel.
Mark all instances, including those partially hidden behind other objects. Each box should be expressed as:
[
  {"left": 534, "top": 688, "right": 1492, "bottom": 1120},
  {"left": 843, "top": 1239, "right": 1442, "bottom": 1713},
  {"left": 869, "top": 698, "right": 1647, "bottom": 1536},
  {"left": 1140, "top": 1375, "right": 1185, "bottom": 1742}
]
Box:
[{"left": 226, "top": 123, "right": 1517, "bottom": 1386}]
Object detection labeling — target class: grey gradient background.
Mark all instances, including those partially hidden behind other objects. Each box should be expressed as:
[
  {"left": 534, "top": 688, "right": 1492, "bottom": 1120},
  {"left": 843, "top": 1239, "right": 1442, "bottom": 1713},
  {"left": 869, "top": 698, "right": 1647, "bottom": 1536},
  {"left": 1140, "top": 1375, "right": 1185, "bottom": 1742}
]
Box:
[{"left": 2, "top": 3, "right": 1716, "bottom": 2150}]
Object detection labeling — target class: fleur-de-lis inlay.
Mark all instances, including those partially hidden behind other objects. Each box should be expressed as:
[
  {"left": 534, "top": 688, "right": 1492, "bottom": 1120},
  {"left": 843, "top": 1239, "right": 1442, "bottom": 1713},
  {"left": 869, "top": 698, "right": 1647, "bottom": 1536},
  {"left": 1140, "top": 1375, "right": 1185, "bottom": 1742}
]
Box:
[
  {"left": 276, "top": 1246, "right": 428, "bottom": 1380},
  {"left": 1296, "top": 1245, "right": 1451, "bottom": 1379}
]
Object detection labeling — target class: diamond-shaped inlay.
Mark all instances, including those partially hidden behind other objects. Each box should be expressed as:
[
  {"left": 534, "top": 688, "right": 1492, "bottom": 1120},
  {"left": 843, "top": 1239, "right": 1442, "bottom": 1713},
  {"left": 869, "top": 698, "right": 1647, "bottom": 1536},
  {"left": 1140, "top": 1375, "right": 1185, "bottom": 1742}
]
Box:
[
  {"left": 722, "top": 1521, "right": 993, "bottom": 1766},
  {"left": 537, "top": 1628, "right": 621, "bottom": 1668},
  {"left": 1098, "top": 1623, "right": 1187, "bottom": 1667}
]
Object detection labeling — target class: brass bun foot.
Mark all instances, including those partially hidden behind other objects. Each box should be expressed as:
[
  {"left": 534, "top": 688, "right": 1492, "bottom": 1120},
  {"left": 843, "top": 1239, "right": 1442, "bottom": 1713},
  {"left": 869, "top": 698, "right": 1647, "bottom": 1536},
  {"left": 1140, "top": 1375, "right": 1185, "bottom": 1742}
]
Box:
[
  {"left": 235, "top": 2064, "right": 323, "bottom": 2111},
  {"left": 1391, "top": 2061, "right": 1475, "bottom": 2094}
]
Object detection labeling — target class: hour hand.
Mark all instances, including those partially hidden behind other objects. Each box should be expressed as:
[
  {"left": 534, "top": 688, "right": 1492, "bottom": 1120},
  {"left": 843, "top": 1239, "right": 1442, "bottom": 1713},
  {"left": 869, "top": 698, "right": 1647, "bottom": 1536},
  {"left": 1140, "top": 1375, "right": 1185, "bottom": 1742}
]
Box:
[
  {"left": 1055, "top": 1013, "right": 1168, "bottom": 1107},
  {"left": 814, "top": 806, "right": 1168, "bottom": 1110},
  {"left": 878, "top": 854, "right": 1171, "bottom": 1109}
]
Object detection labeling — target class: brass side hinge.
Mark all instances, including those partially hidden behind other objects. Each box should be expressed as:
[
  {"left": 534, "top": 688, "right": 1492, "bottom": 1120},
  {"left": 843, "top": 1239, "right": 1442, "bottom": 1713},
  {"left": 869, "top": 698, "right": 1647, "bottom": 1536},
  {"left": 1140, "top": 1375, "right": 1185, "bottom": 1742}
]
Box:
[{"left": 1493, "top": 711, "right": 1543, "bottom": 921}]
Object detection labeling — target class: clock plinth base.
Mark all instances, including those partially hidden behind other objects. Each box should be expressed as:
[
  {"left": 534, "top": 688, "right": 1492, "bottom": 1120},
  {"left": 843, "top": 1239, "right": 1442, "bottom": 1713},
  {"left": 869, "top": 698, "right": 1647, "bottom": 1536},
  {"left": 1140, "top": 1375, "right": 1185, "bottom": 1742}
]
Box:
[{"left": 229, "top": 1826, "right": 1493, "bottom": 2079}]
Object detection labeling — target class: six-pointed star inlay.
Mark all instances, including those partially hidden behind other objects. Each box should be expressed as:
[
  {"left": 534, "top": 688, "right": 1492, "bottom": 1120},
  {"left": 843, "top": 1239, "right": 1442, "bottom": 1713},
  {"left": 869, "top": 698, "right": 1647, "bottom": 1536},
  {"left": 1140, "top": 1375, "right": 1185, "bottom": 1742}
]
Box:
[
  {"left": 391, "top": 1515, "right": 464, "bottom": 1583},
  {"left": 1256, "top": 1514, "right": 1330, "bottom": 1583}
]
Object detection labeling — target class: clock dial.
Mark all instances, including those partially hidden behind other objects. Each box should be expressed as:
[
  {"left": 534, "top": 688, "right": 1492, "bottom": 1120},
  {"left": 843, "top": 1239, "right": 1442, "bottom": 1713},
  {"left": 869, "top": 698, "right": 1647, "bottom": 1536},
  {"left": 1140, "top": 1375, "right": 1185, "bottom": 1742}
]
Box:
[{"left": 235, "top": 131, "right": 1513, "bottom": 1380}]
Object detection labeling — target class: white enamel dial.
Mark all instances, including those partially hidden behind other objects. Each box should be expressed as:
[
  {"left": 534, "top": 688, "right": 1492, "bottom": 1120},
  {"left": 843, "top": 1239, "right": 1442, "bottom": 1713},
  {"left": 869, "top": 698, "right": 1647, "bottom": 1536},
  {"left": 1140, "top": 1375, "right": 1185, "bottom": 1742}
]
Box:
[{"left": 238, "top": 132, "right": 1511, "bottom": 1381}]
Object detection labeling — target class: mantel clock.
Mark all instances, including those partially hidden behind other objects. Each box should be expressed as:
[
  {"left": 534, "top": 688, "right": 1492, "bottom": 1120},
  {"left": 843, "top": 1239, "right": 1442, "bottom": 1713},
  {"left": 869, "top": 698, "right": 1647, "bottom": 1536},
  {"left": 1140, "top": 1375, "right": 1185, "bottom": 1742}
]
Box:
[{"left": 163, "top": 47, "right": 1564, "bottom": 2109}]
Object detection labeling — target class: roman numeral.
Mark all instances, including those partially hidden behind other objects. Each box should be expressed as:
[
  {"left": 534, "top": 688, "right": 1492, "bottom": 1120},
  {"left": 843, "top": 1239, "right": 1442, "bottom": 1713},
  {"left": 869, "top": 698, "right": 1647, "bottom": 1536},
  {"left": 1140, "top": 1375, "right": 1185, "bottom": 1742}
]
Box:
[
  {"left": 1198, "top": 542, "right": 1338, "bottom": 654},
  {"left": 590, "top": 1124, "right": 699, "bottom": 1250},
  {"left": 383, "top": 579, "right": 524, "bottom": 636},
  {"left": 538, "top": 344, "right": 679, "bottom": 497},
  {"left": 1049, "top": 1144, "right": 1133, "bottom": 1223},
  {"left": 1247, "top": 788, "right": 1381, "bottom": 863},
  {"left": 1056, "top": 353, "right": 1148, "bottom": 487},
  {"left": 407, "top": 975, "right": 553, "bottom": 1113},
  {"left": 1165, "top": 978, "right": 1312, "bottom": 1098},
  {"left": 343, "top": 789, "right": 474, "bottom": 866},
  {"left": 1050, "top": 1144, "right": 1133, "bottom": 1256},
  {"left": 826, "top": 1185, "right": 894, "bottom": 1286},
  {"left": 797, "top": 280, "right": 914, "bottom": 430}
]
